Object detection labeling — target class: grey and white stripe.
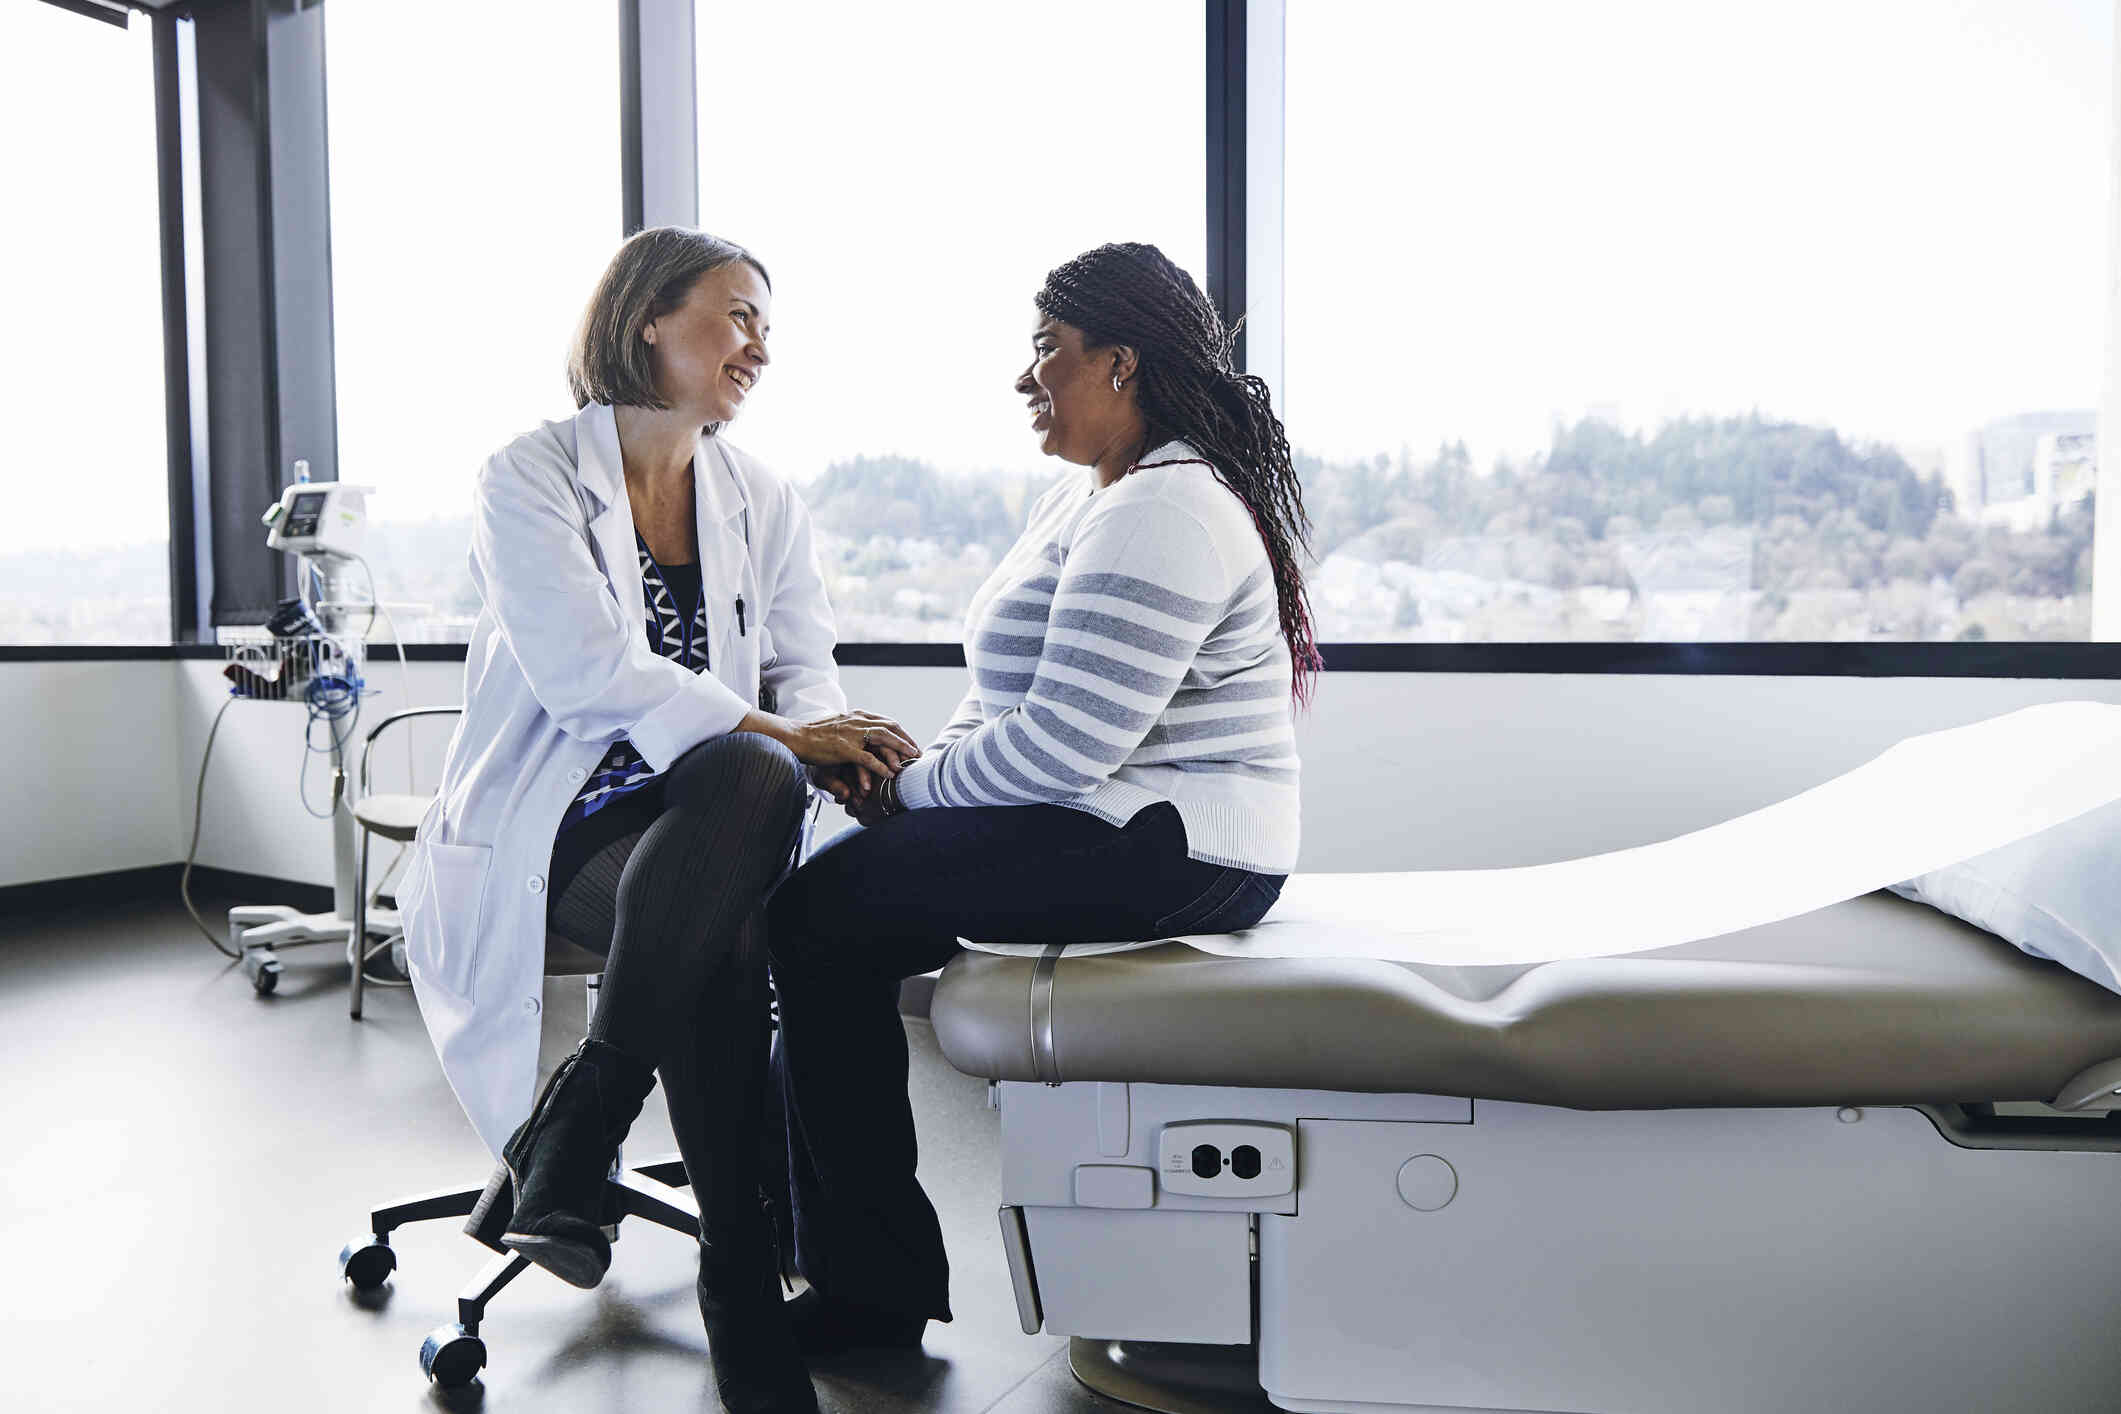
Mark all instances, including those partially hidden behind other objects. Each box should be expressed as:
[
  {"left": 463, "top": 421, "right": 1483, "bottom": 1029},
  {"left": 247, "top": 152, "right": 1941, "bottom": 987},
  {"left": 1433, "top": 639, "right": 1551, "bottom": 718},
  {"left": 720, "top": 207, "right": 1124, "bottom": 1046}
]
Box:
[{"left": 895, "top": 442, "right": 1300, "bottom": 874}]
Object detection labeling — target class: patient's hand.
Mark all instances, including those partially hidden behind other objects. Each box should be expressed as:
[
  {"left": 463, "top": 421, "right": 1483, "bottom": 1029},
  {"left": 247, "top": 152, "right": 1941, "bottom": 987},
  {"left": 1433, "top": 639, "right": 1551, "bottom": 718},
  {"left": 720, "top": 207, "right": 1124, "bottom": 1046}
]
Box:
[
  {"left": 843, "top": 793, "right": 890, "bottom": 828},
  {"left": 809, "top": 762, "right": 857, "bottom": 804},
  {"left": 814, "top": 744, "right": 909, "bottom": 824}
]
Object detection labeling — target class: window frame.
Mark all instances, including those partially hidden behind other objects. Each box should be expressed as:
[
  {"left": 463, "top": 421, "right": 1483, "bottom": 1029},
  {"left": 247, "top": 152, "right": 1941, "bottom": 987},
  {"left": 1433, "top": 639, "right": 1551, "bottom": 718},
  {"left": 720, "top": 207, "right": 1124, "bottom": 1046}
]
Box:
[
  {"left": 105, "top": 0, "right": 2116, "bottom": 672},
  {"left": 1247, "top": 0, "right": 2121, "bottom": 672}
]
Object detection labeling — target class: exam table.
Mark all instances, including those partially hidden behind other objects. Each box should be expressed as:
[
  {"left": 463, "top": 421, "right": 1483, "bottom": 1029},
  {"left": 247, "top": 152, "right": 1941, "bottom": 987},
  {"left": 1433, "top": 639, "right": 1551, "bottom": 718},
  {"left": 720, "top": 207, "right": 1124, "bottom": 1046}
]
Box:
[{"left": 931, "top": 889, "right": 2121, "bottom": 1414}]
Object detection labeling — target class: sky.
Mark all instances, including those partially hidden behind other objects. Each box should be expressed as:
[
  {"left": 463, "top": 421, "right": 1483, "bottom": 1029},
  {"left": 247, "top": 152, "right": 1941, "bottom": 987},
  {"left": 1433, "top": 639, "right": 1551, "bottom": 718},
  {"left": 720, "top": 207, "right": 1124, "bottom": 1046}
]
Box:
[
  {"left": 2, "top": 0, "right": 2112, "bottom": 553},
  {"left": 2, "top": 6, "right": 164, "bottom": 555},
  {"left": 1283, "top": 0, "right": 2116, "bottom": 466}
]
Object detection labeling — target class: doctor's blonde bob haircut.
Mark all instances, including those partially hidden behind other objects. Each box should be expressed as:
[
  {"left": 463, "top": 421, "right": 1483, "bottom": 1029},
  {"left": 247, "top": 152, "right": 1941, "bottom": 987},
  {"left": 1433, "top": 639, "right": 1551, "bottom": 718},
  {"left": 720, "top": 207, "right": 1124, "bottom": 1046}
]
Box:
[{"left": 567, "top": 226, "right": 771, "bottom": 411}]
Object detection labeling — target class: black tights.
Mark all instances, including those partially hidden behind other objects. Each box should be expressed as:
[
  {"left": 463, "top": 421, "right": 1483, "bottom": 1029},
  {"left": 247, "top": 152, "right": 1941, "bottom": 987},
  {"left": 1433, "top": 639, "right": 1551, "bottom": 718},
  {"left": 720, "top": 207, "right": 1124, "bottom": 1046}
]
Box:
[{"left": 547, "top": 732, "right": 809, "bottom": 1222}]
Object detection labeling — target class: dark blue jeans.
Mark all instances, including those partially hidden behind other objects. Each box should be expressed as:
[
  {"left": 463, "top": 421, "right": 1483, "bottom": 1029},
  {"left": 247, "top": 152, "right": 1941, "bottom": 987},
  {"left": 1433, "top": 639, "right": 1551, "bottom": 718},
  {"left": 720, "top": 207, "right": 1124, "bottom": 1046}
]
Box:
[{"left": 764, "top": 799, "right": 1284, "bottom": 1321}]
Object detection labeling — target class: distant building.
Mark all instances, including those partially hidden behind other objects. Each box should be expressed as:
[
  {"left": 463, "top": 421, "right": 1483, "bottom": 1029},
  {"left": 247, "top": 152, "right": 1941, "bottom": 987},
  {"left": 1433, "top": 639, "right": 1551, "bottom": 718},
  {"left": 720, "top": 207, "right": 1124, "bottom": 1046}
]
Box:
[
  {"left": 1950, "top": 411, "right": 2096, "bottom": 528},
  {"left": 2035, "top": 430, "right": 2096, "bottom": 506}
]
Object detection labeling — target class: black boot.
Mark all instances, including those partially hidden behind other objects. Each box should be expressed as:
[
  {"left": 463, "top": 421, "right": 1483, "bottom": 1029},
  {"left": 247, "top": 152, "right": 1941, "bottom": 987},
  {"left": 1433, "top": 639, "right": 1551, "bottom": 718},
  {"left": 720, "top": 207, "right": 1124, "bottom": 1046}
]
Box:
[
  {"left": 696, "top": 1213, "right": 819, "bottom": 1414},
  {"left": 492, "top": 1037, "right": 658, "bottom": 1289},
  {"left": 783, "top": 1285, "right": 927, "bottom": 1356}
]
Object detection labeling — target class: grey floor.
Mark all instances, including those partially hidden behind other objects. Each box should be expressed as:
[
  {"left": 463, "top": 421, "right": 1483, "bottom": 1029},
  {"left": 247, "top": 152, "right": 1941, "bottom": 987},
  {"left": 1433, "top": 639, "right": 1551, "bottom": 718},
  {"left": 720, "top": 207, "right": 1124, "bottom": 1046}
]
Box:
[{"left": 0, "top": 894, "right": 1119, "bottom": 1414}]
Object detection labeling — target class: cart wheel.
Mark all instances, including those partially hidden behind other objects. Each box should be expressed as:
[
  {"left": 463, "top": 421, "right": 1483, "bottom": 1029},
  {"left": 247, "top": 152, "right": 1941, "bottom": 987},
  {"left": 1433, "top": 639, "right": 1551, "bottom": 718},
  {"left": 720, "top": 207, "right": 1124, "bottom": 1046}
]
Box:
[
  {"left": 420, "top": 1324, "right": 486, "bottom": 1387},
  {"left": 338, "top": 1237, "right": 395, "bottom": 1291},
  {"left": 243, "top": 949, "right": 281, "bottom": 995}
]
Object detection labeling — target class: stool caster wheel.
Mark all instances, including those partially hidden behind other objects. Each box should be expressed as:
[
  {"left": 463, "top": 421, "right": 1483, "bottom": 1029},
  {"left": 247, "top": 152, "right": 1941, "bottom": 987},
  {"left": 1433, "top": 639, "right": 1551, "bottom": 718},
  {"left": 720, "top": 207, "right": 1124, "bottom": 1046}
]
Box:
[
  {"left": 338, "top": 1237, "right": 395, "bottom": 1291},
  {"left": 242, "top": 947, "right": 281, "bottom": 995},
  {"left": 420, "top": 1323, "right": 486, "bottom": 1388}
]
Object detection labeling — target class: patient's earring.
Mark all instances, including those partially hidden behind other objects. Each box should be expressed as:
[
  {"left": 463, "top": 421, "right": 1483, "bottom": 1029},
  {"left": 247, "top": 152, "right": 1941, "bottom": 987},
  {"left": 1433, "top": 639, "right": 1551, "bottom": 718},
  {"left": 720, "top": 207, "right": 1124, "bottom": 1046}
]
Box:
[{"left": 1113, "top": 374, "right": 1125, "bottom": 392}]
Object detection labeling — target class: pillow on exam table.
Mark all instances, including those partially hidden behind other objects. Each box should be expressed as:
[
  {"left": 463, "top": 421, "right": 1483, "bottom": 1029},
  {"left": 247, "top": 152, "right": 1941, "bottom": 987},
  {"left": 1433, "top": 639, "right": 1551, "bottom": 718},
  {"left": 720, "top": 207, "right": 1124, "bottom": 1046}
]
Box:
[{"left": 1889, "top": 797, "right": 2121, "bottom": 997}]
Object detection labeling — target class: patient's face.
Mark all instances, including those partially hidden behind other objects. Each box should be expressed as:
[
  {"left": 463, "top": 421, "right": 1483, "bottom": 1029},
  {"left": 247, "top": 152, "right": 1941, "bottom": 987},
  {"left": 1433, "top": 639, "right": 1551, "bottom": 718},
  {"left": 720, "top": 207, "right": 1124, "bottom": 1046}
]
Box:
[
  {"left": 1016, "top": 316, "right": 1123, "bottom": 465},
  {"left": 644, "top": 261, "right": 772, "bottom": 424}
]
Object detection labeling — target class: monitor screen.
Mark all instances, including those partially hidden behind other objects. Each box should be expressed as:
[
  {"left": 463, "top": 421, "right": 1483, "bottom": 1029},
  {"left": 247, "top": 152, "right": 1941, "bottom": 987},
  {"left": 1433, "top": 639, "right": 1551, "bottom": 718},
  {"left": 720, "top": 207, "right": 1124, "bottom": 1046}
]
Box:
[{"left": 284, "top": 490, "right": 329, "bottom": 538}]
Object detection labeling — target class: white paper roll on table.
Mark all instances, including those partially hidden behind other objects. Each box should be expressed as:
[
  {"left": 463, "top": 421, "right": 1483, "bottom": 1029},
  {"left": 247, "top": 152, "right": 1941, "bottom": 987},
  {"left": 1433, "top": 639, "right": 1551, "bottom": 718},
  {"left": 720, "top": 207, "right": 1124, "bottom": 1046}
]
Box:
[{"left": 966, "top": 702, "right": 2121, "bottom": 967}]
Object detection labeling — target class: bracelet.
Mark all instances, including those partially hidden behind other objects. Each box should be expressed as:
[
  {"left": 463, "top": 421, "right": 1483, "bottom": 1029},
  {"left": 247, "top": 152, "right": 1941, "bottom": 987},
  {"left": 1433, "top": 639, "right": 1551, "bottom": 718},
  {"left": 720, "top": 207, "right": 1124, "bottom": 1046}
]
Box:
[{"left": 878, "top": 774, "right": 906, "bottom": 817}]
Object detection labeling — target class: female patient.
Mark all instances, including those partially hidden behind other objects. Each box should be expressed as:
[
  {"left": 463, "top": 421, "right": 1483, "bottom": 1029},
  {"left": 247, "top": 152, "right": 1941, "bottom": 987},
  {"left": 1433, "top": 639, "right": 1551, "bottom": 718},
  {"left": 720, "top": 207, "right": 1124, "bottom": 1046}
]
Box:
[
  {"left": 398, "top": 227, "right": 916, "bottom": 1414},
  {"left": 763, "top": 241, "right": 1319, "bottom": 1357}
]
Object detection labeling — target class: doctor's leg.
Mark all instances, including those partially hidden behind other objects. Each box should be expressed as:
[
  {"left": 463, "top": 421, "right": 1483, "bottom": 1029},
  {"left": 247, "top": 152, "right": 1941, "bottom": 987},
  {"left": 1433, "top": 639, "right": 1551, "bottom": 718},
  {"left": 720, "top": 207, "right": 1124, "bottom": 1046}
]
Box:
[
  {"left": 495, "top": 732, "right": 809, "bottom": 1301},
  {"left": 591, "top": 732, "right": 809, "bottom": 1054}
]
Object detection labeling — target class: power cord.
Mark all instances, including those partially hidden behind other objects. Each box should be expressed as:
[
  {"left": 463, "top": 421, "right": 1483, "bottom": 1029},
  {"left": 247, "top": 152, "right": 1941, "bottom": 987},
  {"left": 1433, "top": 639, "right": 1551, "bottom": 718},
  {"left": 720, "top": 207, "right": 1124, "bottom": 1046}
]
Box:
[
  {"left": 298, "top": 668, "right": 362, "bottom": 820},
  {"left": 181, "top": 696, "right": 242, "bottom": 959},
  {"left": 350, "top": 552, "right": 419, "bottom": 795}
]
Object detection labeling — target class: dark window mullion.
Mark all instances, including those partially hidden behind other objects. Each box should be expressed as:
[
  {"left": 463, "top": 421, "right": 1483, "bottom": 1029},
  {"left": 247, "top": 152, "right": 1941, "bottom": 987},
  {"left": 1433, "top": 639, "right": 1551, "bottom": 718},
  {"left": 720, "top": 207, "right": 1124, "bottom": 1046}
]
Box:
[
  {"left": 619, "top": 0, "right": 644, "bottom": 234},
  {"left": 152, "top": 12, "right": 198, "bottom": 643},
  {"left": 1206, "top": 0, "right": 1246, "bottom": 368}
]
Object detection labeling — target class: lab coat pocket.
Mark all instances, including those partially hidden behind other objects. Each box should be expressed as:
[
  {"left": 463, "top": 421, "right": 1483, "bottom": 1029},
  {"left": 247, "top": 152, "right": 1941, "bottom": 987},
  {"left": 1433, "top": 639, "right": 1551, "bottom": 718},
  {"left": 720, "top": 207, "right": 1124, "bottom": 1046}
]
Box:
[{"left": 408, "top": 840, "right": 494, "bottom": 1002}]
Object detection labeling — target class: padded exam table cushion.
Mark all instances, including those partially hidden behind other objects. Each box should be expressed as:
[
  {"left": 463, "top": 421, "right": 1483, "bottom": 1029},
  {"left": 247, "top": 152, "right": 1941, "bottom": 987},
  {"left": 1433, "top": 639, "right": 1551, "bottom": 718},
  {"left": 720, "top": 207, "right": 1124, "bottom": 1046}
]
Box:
[{"left": 931, "top": 891, "right": 2121, "bottom": 1109}]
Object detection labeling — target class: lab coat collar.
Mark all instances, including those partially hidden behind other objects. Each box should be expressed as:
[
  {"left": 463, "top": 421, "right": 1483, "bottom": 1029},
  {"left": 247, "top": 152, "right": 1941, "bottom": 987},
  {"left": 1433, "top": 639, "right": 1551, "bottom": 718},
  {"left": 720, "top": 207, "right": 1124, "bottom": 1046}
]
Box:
[
  {"left": 574, "top": 403, "right": 754, "bottom": 676},
  {"left": 572, "top": 403, "right": 749, "bottom": 525},
  {"left": 695, "top": 433, "right": 751, "bottom": 525}
]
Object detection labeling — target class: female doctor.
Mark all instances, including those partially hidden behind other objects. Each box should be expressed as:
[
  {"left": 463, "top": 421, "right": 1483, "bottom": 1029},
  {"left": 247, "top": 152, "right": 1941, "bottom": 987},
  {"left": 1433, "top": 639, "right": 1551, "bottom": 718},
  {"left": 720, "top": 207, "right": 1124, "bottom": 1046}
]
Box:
[{"left": 398, "top": 227, "right": 917, "bottom": 1414}]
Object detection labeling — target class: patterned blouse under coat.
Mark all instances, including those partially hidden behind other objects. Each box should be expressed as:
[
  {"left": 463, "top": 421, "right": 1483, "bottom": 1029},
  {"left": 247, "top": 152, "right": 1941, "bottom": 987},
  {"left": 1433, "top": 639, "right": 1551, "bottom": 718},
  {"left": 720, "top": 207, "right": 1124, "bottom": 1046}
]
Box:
[{"left": 557, "top": 535, "right": 710, "bottom": 829}]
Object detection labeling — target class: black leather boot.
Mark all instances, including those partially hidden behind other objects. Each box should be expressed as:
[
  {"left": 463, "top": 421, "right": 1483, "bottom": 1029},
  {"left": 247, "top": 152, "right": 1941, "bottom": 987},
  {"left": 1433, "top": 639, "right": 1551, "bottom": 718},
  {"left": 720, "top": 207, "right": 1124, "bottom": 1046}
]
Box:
[
  {"left": 695, "top": 1213, "right": 819, "bottom": 1414},
  {"left": 493, "top": 1037, "right": 658, "bottom": 1288},
  {"left": 782, "top": 1285, "right": 927, "bottom": 1356}
]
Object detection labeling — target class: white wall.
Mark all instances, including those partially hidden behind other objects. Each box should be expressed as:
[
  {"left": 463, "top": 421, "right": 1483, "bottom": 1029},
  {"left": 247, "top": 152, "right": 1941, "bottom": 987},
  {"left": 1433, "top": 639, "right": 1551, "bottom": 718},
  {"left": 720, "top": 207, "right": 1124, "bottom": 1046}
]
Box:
[
  {"left": 0, "top": 660, "right": 183, "bottom": 889},
  {"left": 1290, "top": 671, "right": 2121, "bottom": 871},
  {"left": 13, "top": 658, "right": 2121, "bottom": 891},
  {"left": 167, "top": 661, "right": 2121, "bottom": 883},
  {"left": 865, "top": 666, "right": 2121, "bottom": 872},
  {"left": 171, "top": 657, "right": 465, "bottom": 886}
]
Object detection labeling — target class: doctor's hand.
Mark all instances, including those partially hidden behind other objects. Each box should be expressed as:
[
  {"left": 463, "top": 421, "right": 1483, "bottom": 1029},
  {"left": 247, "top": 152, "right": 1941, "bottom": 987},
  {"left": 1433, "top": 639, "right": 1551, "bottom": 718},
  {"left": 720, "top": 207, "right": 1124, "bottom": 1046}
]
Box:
[{"left": 748, "top": 709, "right": 920, "bottom": 784}]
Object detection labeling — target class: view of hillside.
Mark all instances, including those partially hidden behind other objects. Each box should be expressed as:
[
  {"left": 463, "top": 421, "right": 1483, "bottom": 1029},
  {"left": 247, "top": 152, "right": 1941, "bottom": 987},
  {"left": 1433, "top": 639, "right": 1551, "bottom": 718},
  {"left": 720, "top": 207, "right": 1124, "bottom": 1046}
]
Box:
[
  {"left": 4, "top": 414, "right": 2097, "bottom": 646},
  {"left": 801, "top": 413, "right": 2097, "bottom": 645},
  {"left": 1304, "top": 414, "right": 2093, "bottom": 642}
]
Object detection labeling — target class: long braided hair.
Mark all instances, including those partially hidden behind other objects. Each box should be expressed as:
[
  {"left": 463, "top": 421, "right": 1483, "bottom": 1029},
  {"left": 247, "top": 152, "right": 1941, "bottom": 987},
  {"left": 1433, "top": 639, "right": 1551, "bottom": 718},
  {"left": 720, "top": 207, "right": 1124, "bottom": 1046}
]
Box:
[{"left": 1035, "top": 242, "right": 1323, "bottom": 706}]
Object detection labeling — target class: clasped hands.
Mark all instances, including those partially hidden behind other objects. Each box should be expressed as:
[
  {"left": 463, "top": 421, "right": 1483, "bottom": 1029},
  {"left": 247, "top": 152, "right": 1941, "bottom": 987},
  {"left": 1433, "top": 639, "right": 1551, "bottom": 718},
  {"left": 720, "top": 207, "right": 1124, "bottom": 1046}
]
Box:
[{"left": 778, "top": 709, "right": 921, "bottom": 826}]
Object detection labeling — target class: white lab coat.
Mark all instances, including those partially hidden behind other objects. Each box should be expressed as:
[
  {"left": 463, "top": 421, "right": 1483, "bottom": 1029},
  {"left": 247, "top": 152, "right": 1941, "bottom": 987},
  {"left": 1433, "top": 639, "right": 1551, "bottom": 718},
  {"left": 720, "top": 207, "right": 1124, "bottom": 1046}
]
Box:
[{"left": 398, "top": 401, "right": 845, "bottom": 1157}]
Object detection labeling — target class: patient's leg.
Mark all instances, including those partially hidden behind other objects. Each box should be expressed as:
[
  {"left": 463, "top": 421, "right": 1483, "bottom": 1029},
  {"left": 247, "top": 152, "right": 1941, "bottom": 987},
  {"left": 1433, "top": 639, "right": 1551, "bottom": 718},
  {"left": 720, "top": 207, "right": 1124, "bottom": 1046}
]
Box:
[{"left": 766, "top": 800, "right": 1273, "bottom": 1325}]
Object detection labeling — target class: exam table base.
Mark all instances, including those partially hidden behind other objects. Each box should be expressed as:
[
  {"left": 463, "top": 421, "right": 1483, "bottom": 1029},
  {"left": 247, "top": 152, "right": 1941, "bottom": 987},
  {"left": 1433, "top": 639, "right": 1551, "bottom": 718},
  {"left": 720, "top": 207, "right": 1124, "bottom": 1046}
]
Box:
[
  {"left": 994, "top": 1081, "right": 2121, "bottom": 1414},
  {"left": 1069, "top": 1337, "right": 1276, "bottom": 1414}
]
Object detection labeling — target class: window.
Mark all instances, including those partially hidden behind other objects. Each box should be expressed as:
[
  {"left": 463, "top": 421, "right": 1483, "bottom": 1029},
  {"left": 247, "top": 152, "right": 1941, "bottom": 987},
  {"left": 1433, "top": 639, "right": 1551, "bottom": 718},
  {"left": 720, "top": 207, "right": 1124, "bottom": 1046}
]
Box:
[
  {"left": 694, "top": 2, "right": 1207, "bottom": 641},
  {"left": 0, "top": 6, "right": 169, "bottom": 644},
  {"left": 326, "top": 0, "right": 621, "bottom": 642},
  {"left": 1285, "top": 0, "right": 2113, "bottom": 644}
]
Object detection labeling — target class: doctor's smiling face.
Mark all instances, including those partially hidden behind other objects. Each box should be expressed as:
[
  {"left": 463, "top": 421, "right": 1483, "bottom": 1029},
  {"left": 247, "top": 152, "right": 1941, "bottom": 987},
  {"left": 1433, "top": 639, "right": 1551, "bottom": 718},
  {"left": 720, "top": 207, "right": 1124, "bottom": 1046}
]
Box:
[{"left": 642, "top": 260, "right": 772, "bottom": 425}]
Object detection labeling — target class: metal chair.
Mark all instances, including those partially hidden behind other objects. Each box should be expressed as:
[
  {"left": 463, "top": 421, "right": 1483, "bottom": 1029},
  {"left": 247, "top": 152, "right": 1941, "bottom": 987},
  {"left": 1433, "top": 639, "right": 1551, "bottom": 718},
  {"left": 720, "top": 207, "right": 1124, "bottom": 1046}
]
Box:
[{"left": 348, "top": 706, "right": 461, "bottom": 1019}]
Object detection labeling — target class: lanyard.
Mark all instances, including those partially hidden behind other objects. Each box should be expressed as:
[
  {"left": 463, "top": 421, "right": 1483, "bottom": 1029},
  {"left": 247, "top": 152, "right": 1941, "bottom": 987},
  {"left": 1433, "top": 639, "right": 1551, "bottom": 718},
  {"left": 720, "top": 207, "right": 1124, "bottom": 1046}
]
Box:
[{"left": 636, "top": 535, "right": 701, "bottom": 667}]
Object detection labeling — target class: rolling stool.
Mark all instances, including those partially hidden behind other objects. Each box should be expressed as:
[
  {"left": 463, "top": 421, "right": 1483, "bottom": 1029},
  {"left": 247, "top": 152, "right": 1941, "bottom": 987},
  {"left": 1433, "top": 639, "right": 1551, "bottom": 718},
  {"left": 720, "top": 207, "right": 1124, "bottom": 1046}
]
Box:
[
  {"left": 343, "top": 708, "right": 801, "bottom": 1384},
  {"left": 336, "top": 935, "right": 712, "bottom": 1388}
]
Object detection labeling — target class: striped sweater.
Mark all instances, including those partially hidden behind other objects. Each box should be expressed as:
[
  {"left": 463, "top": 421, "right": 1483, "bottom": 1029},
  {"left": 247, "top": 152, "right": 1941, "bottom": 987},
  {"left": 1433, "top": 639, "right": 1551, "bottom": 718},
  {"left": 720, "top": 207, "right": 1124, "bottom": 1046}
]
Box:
[{"left": 894, "top": 441, "right": 1301, "bottom": 873}]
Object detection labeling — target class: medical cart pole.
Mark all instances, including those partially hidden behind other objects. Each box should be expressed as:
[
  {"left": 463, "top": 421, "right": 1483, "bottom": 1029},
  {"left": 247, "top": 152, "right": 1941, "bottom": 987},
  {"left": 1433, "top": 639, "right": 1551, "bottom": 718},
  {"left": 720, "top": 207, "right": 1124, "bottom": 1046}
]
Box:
[
  {"left": 319, "top": 557, "right": 363, "bottom": 920},
  {"left": 227, "top": 478, "right": 385, "bottom": 996}
]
